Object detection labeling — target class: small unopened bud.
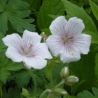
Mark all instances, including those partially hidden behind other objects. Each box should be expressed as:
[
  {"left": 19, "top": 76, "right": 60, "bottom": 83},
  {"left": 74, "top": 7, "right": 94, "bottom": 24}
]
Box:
[
  {"left": 65, "top": 75, "right": 79, "bottom": 86},
  {"left": 60, "top": 67, "right": 70, "bottom": 78},
  {"left": 53, "top": 88, "right": 68, "bottom": 95},
  {"left": 41, "top": 32, "right": 45, "bottom": 36},
  {"left": 41, "top": 32, "right": 47, "bottom": 41}
]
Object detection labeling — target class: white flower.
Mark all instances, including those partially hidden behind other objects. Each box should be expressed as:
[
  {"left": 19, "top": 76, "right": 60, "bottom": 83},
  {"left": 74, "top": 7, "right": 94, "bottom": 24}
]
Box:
[
  {"left": 46, "top": 16, "right": 91, "bottom": 63},
  {"left": 2, "top": 30, "right": 52, "bottom": 69}
]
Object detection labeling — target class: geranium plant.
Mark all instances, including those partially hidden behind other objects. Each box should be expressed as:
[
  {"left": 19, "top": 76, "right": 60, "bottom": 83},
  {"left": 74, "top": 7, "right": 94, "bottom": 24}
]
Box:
[{"left": 0, "top": 0, "right": 98, "bottom": 98}]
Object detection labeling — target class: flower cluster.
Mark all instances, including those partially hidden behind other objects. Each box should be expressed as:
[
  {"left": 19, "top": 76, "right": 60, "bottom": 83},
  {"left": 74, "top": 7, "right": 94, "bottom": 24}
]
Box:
[{"left": 3, "top": 16, "right": 91, "bottom": 69}]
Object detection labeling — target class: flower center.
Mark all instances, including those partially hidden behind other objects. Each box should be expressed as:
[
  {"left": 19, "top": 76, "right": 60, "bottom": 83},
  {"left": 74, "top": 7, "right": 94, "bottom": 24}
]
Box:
[
  {"left": 19, "top": 43, "right": 35, "bottom": 57},
  {"left": 62, "top": 35, "right": 74, "bottom": 45}
]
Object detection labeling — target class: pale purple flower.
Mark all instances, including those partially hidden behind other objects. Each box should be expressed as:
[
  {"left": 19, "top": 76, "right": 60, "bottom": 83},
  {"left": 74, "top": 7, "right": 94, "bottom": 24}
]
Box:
[
  {"left": 46, "top": 16, "right": 91, "bottom": 63},
  {"left": 3, "top": 30, "right": 52, "bottom": 69}
]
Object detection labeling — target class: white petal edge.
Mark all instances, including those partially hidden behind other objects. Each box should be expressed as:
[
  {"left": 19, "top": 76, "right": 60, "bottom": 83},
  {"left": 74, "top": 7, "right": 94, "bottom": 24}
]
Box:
[
  {"left": 46, "top": 35, "right": 63, "bottom": 56},
  {"left": 49, "top": 16, "right": 67, "bottom": 35},
  {"left": 6, "top": 47, "right": 23, "bottom": 62},
  {"left": 65, "top": 17, "right": 85, "bottom": 35},
  {"left": 35, "top": 43, "right": 52, "bottom": 59},
  {"left": 60, "top": 48, "right": 81, "bottom": 63},
  {"left": 74, "top": 34, "right": 91, "bottom": 54},
  {"left": 2, "top": 33, "right": 22, "bottom": 47},
  {"left": 23, "top": 57, "right": 47, "bottom": 69},
  {"left": 23, "top": 30, "right": 42, "bottom": 45}
]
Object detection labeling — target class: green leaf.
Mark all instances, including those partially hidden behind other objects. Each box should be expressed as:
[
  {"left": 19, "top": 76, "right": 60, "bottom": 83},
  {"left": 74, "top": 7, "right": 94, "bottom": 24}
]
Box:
[
  {"left": 0, "top": 0, "right": 35, "bottom": 34},
  {"left": 0, "top": 34, "right": 5, "bottom": 50},
  {"left": 61, "top": 0, "right": 98, "bottom": 43},
  {"left": 14, "top": 70, "right": 31, "bottom": 87},
  {"left": 45, "top": 58, "right": 65, "bottom": 85},
  {"left": 9, "top": 15, "right": 35, "bottom": 33},
  {"left": 90, "top": 0, "right": 98, "bottom": 20},
  {"left": 22, "top": 88, "right": 31, "bottom": 98},
  {"left": 37, "top": 0, "right": 64, "bottom": 32},
  {"left": 0, "top": 69, "right": 10, "bottom": 83},
  {"left": 63, "top": 95, "right": 76, "bottom": 98},
  {"left": 3, "top": 87, "right": 21, "bottom": 98},
  {"left": 26, "top": 0, "right": 42, "bottom": 11},
  {"left": 95, "top": 53, "right": 98, "bottom": 85},
  {"left": 78, "top": 87, "right": 98, "bottom": 98},
  {"left": 6, "top": 63, "right": 24, "bottom": 71},
  {"left": 0, "top": 54, "right": 23, "bottom": 83},
  {"left": 0, "top": 12, "right": 8, "bottom": 34}
]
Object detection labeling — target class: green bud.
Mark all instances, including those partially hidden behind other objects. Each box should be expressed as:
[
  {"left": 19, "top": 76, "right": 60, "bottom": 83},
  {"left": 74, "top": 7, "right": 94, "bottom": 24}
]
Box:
[
  {"left": 41, "top": 32, "right": 45, "bottom": 36},
  {"left": 53, "top": 88, "right": 68, "bottom": 95},
  {"left": 60, "top": 67, "right": 70, "bottom": 78},
  {"left": 41, "top": 32, "right": 47, "bottom": 41},
  {"left": 65, "top": 75, "right": 79, "bottom": 86}
]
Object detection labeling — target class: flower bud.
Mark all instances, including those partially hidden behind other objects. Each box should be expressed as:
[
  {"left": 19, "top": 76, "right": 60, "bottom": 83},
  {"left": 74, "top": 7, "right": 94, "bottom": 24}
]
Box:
[
  {"left": 53, "top": 88, "right": 68, "bottom": 95},
  {"left": 41, "top": 32, "right": 47, "bottom": 41},
  {"left": 60, "top": 67, "right": 70, "bottom": 78},
  {"left": 65, "top": 75, "right": 79, "bottom": 86}
]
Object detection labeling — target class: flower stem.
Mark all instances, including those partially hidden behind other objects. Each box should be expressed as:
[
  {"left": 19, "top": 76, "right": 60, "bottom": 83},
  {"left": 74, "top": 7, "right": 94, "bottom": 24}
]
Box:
[
  {"left": 39, "top": 80, "right": 65, "bottom": 98},
  {"left": 0, "top": 83, "right": 2, "bottom": 98},
  {"left": 39, "top": 89, "right": 51, "bottom": 98},
  {"left": 55, "top": 80, "right": 65, "bottom": 88},
  {"left": 28, "top": 70, "right": 37, "bottom": 94}
]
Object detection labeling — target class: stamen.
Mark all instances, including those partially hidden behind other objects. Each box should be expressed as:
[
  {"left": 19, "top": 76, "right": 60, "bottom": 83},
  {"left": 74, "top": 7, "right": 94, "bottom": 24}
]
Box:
[
  {"left": 18, "top": 43, "right": 35, "bottom": 57},
  {"left": 62, "top": 35, "right": 74, "bottom": 45}
]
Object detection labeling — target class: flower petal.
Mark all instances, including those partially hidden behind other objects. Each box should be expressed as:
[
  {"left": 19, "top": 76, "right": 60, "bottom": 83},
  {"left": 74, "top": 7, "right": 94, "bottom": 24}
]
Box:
[
  {"left": 60, "top": 47, "right": 81, "bottom": 63},
  {"left": 49, "top": 16, "right": 67, "bottom": 35},
  {"left": 35, "top": 43, "right": 52, "bottom": 59},
  {"left": 74, "top": 34, "right": 91, "bottom": 54},
  {"left": 23, "top": 30, "right": 42, "bottom": 45},
  {"left": 2, "top": 33, "right": 22, "bottom": 47},
  {"left": 46, "top": 35, "right": 63, "bottom": 56},
  {"left": 6, "top": 47, "right": 23, "bottom": 62},
  {"left": 65, "top": 17, "right": 85, "bottom": 35},
  {"left": 23, "top": 57, "right": 47, "bottom": 69}
]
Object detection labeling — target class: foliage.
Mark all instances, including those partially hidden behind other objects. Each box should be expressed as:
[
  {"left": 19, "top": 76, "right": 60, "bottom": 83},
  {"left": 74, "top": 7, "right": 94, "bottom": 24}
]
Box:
[
  {"left": 78, "top": 87, "right": 98, "bottom": 98},
  {"left": 0, "top": 0, "right": 35, "bottom": 34},
  {"left": 37, "top": 0, "right": 64, "bottom": 33},
  {"left": 90, "top": 0, "right": 98, "bottom": 21}
]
